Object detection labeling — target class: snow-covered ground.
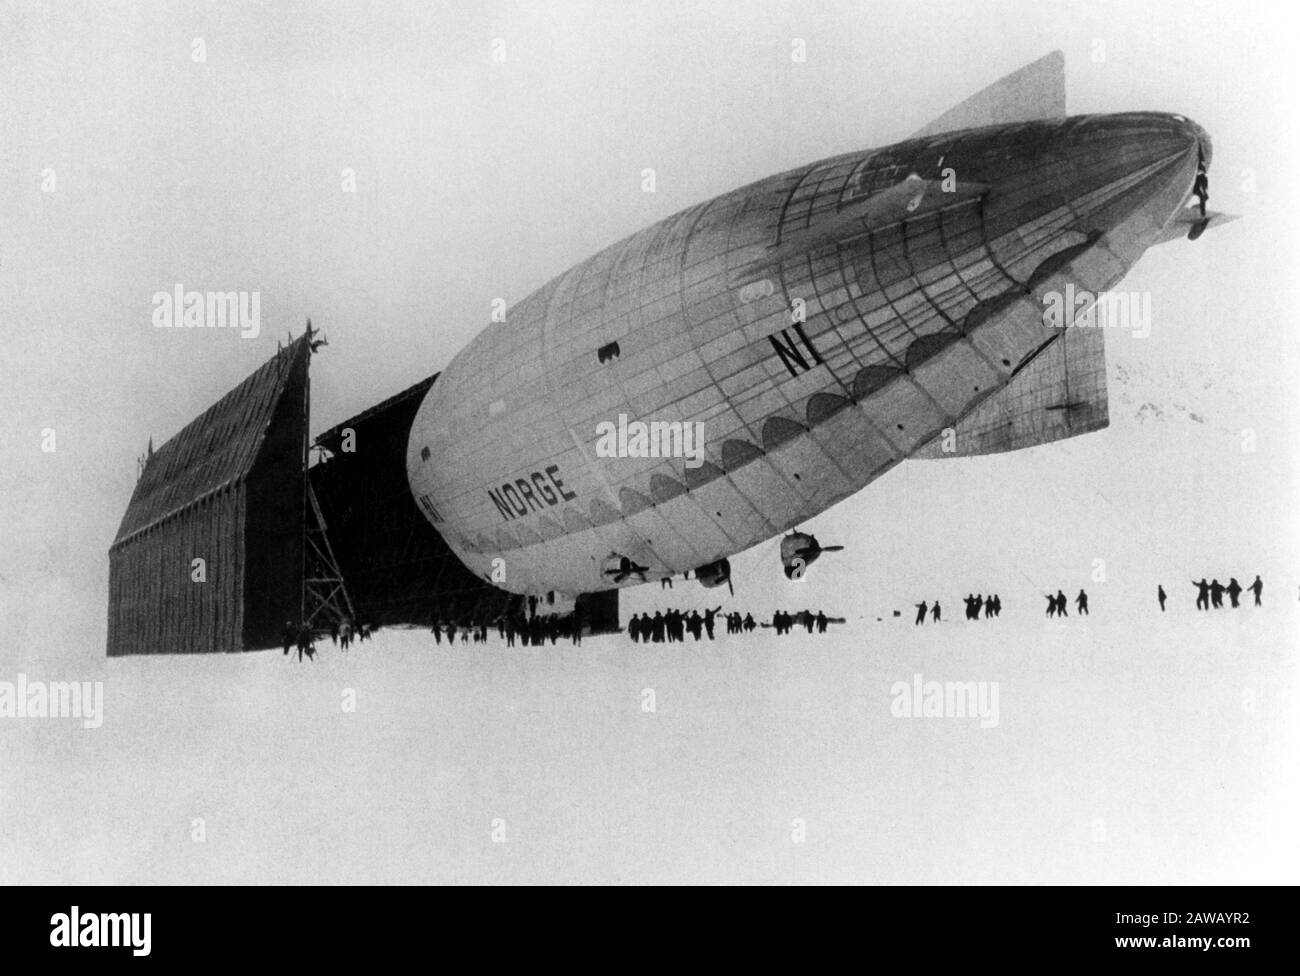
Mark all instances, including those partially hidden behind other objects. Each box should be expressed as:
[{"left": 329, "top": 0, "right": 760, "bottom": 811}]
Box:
[{"left": 2, "top": 605, "right": 1295, "bottom": 884}]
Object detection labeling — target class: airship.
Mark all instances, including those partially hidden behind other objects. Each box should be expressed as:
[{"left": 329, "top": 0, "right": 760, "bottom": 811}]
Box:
[
  {"left": 107, "top": 51, "right": 1234, "bottom": 655},
  {"left": 404, "top": 50, "right": 1229, "bottom": 603}
]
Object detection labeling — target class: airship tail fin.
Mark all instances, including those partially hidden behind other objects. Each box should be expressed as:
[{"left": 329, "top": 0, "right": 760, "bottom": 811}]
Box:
[
  {"left": 910, "top": 50, "right": 1066, "bottom": 139},
  {"left": 913, "top": 325, "right": 1108, "bottom": 459}
]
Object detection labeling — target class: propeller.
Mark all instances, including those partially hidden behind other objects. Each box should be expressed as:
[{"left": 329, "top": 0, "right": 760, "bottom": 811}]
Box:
[{"left": 793, "top": 544, "right": 844, "bottom": 559}]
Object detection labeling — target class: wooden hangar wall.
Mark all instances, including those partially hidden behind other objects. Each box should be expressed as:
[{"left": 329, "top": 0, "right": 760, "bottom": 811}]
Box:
[{"left": 106, "top": 337, "right": 310, "bottom": 656}]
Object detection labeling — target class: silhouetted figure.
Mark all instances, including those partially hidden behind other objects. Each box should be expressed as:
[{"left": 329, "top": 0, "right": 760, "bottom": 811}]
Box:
[
  {"left": 1226, "top": 578, "right": 1242, "bottom": 609},
  {"left": 1210, "top": 579, "right": 1225, "bottom": 609},
  {"left": 704, "top": 606, "right": 720, "bottom": 639},
  {"left": 1157, "top": 585, "right": 1167, "bottom": 612},
  {"left": 991, "top": 594, "right": 1002, "bottom": 617},
  {"left": 1045, "top": 594, "right": 1056, "bottom": 618},
  {"left": 651, "top": 611, "right": 665, "bottom": 643},
  {"left": 1055, "top": 590, "right": 1069, "bottom": 617},
  {"left": 984, "top": 595, "right": 995, "bottom": 619},
  {"left": 1192, "top": 151, "right": 1209, "bottom": 217},
  {"left": 687, "top": 610, "right": 704, "bottom": 641},
  {"left": 1193, "top": 579, "right": 1210, "bottom": 610},
  {"left": 816, "top": 610, "right": 828, "bottom": 633},
  {"left": 1249, "top": 575, "right": 1263, "bottom": 606},
  {"left": 914, "top": 601, "right": 927, "bottom": 626},
  {"left": 1076, "top": 589, "right": 1089, "bottom": 615},
  {"left": 282, "top": 621, "right": 295, "bottom": 656},
  {"left": 296, "top": 624, "right": 313, "bottom": 663},
  {"left": 743, "top": 613, "right": 756, "bottom": 633},
  {"left": 931, "top": 602, "right": 941, "bottom": 623}
]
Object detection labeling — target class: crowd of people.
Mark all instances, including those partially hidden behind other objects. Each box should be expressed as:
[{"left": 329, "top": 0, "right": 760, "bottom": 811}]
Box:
[
  {"left": 1184, "top": 575, "right": 1263, "bottom": 611},
  {"left": 913, "top": 593, "right": 1004, "bottom": 625},
  {"left": 627, "top": 607, "right": 724, "bottom": 642},
  {"left": 1045, "top": 589, "right": 1087, "bottom": 617},
  {"left": 624, "top": 607, "right": 838, "bottom": 642},
  {"left": 282, "top": 610, "right": 592, "bottom": 662},
  {"left": 281, "top": 617, "right": 373, "bottom": 662},
  {"left": 283, "top": 572, "right": 1272, "bottom": 661},
  {"left": 771, "top": 609, "right": 831, "bottom": 634},
  {"left": 431, "top": 613, "right": 586, "bottom": 647},
  {"left": 913, "top": 588, "right": 1088, "bottom": 622},
  {"left": 911, "top": 575, "right": 1270, "bottom": 623}
]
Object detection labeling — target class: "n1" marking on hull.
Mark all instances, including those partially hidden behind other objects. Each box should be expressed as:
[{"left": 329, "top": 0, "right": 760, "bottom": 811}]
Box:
[{"left": 769, "top": 323, "right": 824, "bottom": 378}]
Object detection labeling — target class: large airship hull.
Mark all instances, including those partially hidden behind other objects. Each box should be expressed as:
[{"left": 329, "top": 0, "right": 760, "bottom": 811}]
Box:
[{"left": 407, "top": 112, "right": 1209, "bottom": 596}]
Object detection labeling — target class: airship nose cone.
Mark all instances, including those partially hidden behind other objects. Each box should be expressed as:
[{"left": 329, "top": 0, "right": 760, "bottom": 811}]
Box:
[
  {"left": 1145, "top": 111, "right": 1210, "bottom": 166},
  {"left": 1074, "top": 111, "right": 1208, "bottom": 168},
  {"left": 971, "top": 112, "right": 1209, "bottom": 247},
  {"left": 1040, "top": 112, "right": 1210, "bottom": 235},
  {"left": 1175, "top": 114, "right": 1212, "bottom": 168}
]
